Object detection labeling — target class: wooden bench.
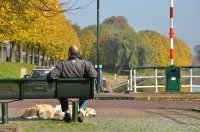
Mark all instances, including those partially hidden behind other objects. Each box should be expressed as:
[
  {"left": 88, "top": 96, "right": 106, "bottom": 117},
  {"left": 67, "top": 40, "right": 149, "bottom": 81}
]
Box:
[{"left": 0, "top": 78, "right": 95, "bottom": 124}]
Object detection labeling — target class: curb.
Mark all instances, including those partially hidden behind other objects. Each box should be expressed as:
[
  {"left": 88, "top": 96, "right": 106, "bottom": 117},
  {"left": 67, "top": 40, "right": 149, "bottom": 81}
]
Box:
[
  {"left": 94, "top": 97, "right": 200, "bottom": 101},
  {"left": 192, "top": 108, "right": 200, "bottom": 112},
  {"left": 94, "top": 93, "right": 200, "bottom": 100}
]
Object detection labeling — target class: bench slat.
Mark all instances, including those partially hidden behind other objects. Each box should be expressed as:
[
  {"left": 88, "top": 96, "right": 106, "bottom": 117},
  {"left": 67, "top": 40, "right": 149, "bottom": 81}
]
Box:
[{"left": 0, "top": 78, "right": 94, "bottom": 99}]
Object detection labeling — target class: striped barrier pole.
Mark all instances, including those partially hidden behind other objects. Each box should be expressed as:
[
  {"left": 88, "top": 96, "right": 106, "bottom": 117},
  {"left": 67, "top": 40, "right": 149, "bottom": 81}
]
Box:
[{"left": 169, "top": 0, "right": 174, "bottom": 65}]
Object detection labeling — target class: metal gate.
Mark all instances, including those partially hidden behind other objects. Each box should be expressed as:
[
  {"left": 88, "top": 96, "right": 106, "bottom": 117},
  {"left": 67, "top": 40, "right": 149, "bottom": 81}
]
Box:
[{"left": 127, "top": 66, "right": 200, "bottom": 93}]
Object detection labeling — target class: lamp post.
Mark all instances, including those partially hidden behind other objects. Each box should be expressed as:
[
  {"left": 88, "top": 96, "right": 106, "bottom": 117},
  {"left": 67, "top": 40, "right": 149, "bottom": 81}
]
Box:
[{"left": 96, "top": 0, "right": 100, "bottom": 93}]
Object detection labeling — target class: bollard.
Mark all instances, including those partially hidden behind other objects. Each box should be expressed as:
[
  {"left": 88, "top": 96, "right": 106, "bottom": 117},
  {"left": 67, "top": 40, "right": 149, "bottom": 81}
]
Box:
[
  {"left": 72, "top": 101, "right": 78, "bottom": 122},
  {"left": 2, "top": 102, "right": 8, "bottom": 124}
]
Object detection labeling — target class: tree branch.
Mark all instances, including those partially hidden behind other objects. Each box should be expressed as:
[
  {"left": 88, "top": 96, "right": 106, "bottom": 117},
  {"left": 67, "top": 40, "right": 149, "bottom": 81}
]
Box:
[{"left": 8, "top": 0, "right": 95, "bottom": 17}]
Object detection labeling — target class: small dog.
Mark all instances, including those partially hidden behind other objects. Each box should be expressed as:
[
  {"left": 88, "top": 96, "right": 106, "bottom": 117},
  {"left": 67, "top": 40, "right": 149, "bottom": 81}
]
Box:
[
  {"left": 84, "top": 107, "right": 96, "bottom": 117},
  {"left": 21, "top": 104, "right": 96, "bottom": 120},
  {"left": 21, "top": 104, "right": 55, "bottom": 119}
]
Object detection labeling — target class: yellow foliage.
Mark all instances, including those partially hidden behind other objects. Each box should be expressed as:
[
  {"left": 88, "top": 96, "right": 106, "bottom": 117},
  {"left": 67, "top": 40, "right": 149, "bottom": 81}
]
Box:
[
  {"left": 139, "top": 31, "right": 192, "bottom": 66},
  {"left": 80, "top": 29, "right": 96, "bottom": 60},
  {"left": 0, "top": 0, "right": 79, "bottom": 60}
]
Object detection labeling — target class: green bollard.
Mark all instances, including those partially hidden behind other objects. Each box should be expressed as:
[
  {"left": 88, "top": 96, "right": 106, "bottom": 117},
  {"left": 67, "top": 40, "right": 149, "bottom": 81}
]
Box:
[
  {"left": 2, "top": 102, "right": 8, "bottom": 124},
  {"left": 72, "top": 101, "right": 78, "bottom": 122}
]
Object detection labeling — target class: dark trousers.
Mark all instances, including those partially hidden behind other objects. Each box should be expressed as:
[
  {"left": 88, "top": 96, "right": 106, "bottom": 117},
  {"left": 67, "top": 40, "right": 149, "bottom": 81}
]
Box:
[{"left": 59, "top": 98, "right": 88, "bottom": 112}]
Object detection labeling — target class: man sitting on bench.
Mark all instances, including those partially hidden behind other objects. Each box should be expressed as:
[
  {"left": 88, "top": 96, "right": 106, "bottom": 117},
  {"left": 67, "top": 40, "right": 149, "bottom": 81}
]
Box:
[{"left": 47, "top": 45, "right": 97, "bottom": 122}]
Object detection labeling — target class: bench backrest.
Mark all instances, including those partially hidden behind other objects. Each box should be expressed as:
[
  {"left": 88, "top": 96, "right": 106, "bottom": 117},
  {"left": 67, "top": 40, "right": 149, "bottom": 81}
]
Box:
[{"left": 0, "top": 78, "right": 94, "bottom": 99}]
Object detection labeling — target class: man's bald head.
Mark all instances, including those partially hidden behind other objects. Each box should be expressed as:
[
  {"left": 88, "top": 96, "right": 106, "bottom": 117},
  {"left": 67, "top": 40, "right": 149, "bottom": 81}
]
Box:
[{"left": 68, "top": 45, "right": 80, "bottom": 58}]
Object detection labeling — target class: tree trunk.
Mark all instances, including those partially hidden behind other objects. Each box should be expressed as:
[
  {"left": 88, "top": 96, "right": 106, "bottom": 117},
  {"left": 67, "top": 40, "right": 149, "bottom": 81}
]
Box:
[
  {"left": 42, "top": 50, "right": 45, "bottom": 66},
  {"left": 49, "top": 57, "right": 55, "bottom": 66},
  {"left": 5, "top": 45, "right": 8, "bottom": 62},
  {"left": 53, "top": 57, "right": 56, "bottom": 66},
  {"left": 0, "top": 43, "right": 4, "bottom": 62},
  {"left": 46, "top": 56, "right": 50, "bottom": 67},
  {"left": 117, "top": 55, "right": 126, "bottom": 74},
  {"left": 26, "top": 45, "right": 30, "bottom": 64},
  {"left": 10, "top": 41, "right": 16, "bottom": 62},
  {"left": 54, "top": 59, "right": 57, "bottom": 66},
  {"left": 49, "top": 57, "right": 52, "bottom": 66},
  {"left": 31, "top": 45, "right": 35, "bottom": 64},
  {"left": 38, "top": 45, "right": 41, "bottom": 66},
  {"left": 19, "top": 44, "right": 23, "bottom": 63}
]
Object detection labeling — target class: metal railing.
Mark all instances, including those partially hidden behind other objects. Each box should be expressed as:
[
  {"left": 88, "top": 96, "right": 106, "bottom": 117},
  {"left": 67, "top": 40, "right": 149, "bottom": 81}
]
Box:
[
  {"left": 127, "top": 66, "right": 200, "bottom": 93},
  {"left": 181, "top": 66, "right": 200, "bottom": 92}
]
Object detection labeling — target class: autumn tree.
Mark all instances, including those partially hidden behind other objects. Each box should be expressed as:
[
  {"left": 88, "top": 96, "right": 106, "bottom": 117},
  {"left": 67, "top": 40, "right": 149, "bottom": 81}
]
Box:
[
  {"left": 102, "top": 16, "right": 129, "bottom": 29},
  {"left": 79, "top": 28, "right": 96, "bottom": 61},
  {"left": 72, "top": 24, "right": 81, "bottom": 37},
  {"left": 99, "top": 27, "right": 110, "bottom": 66},
  {"left": 139, "top": 30, "right": 169, "bottom": 66},
  {"left": 0, "top": 0, "right": 79, "bottom": 64},
  {"left": 8, "top": 0, "right": 89, "bottom": 15},
  {"left": 139, "top": 30, "right": 192, "bottom": 66},
  {"left": 76, "top": 16, "right": 156, "bottom": 72},
  {"left": 106, "top": 28, "right": 155, "bottom": 72},
  {"left": 173, "top": 37, "right": 192, "bottom": 66}
]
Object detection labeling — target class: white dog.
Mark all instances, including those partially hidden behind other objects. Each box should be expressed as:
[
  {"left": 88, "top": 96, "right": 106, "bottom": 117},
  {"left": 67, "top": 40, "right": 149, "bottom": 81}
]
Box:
[
  {"left": 53, "top": 105, "right": 96, "bottom": 118},
  {"left": 21, "top": 104, "right": 96, "bottom": 120},
  {"left": 83, "top": 107, "right": 96, "bottom": 117}
]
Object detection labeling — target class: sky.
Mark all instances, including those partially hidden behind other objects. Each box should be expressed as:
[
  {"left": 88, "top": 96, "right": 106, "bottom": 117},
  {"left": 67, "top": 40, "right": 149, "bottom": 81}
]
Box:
[{"left": 64, "top": 0, "right": 200, "bottom": 55}]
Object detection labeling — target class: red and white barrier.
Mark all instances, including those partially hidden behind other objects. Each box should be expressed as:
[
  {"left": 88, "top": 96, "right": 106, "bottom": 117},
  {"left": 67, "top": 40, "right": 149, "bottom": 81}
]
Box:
[{"left": 169, "top": 0, "right": 174, "bottom": 65}]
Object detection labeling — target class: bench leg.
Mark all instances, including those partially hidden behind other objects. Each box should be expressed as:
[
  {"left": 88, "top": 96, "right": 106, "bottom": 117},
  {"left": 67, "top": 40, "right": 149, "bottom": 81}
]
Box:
[
  {"left": 72, "top": 101, "right": 78, "bottom": 122},
  {"left": 2, "top": 102, "right": 8, "bottom": 124}
]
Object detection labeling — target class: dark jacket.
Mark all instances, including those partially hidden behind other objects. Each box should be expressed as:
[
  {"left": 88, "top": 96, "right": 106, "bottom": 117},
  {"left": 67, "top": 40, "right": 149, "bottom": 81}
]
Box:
[{"left": 47, "top": 57, "right": 97, "bottom": 80}]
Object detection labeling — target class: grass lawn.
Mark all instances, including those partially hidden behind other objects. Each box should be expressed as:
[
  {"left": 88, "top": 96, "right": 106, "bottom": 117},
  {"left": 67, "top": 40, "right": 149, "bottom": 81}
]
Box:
[
  {"left": 0, "top": 62, "right": 36, "bottom": 78},
  {"left": 0, "top": 117, "right": 199, "bottom": 132}
]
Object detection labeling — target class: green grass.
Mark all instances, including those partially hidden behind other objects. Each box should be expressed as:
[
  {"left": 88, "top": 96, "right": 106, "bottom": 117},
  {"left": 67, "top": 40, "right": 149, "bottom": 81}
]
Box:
[
  {"left": 103, "top": 70, "right": 129, "bottom": 76},
  {"left": 102, "top": 71, "right": 115, "bottom": 76},
  {"left": 0, "top": 120, "right": 95, "bottom": 132},
  {"left": 0, "top": 117, "right": 199, "bottom": 132},
  {"left": 0, "top": 62, "right": 36, "bottom": 78},
  {"left": 0, "top": 62, "right": 120, "bottom": 78}
]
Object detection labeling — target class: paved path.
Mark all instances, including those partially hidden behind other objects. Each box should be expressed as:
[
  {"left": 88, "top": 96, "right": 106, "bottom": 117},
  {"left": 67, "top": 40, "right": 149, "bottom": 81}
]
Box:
[
  {"left": 0, "top": 99, "right": 199, "bottom": 119},
  {"left": 0, "top": 97, "right": 200, "bottom": 131},
  {"left": 89, "top": 100, "right": 200, "bottom": 131}
]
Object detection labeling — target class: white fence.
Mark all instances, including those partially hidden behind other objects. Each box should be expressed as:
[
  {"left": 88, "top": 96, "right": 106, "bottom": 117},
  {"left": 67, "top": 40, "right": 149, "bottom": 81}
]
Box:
[{"left": 127, "top": 66, "right": 200, "bottom": 93}]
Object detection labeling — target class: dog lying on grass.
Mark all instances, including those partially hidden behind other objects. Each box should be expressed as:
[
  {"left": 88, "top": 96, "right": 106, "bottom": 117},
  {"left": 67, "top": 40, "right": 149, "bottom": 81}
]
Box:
[{"left": 21, "top": 104, "right": 96, "bottom": 120}]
